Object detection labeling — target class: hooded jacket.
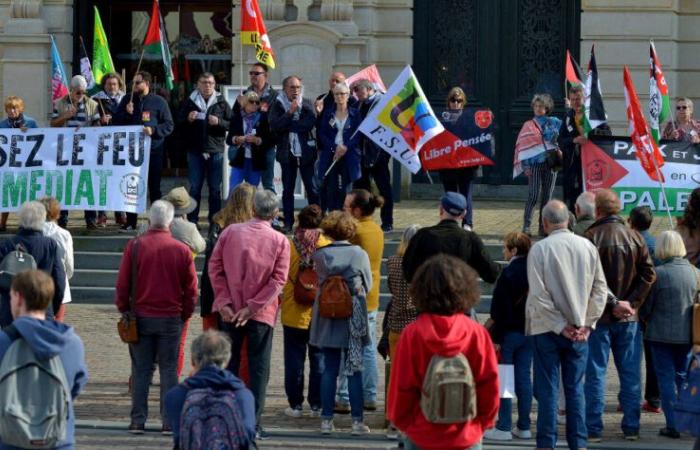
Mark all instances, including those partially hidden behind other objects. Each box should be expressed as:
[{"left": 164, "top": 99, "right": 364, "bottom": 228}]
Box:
[
  {"left": 164, "top": 365, "right": 256, "bottom": 449},
  {"left": 0, "top": 317, "right": 88, "bottom": 450},
  {"left": 387, "top": 313, "right": 499, "bottom": 450}
]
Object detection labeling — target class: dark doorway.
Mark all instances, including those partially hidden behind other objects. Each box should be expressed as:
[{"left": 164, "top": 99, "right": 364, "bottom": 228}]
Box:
[{"left": 413, "top": 0, "right": 581, "bottom": 185}]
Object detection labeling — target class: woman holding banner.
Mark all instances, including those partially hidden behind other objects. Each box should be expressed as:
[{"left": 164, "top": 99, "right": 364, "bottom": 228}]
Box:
[
  {"left": 0, "top": 96, "right": 38, "bottom": 231},
  {"left": 438, "top": 87, "right": 478, "bottom": 230},
  {"left": 513, "top": 94, "right": 561, "bottom": 236}
]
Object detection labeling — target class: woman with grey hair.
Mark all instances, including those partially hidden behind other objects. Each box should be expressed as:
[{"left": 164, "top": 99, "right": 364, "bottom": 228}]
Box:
[
  {"left": 0, "top": 201, "right": 66, "bottom": 325},
  {"left": 164, "top": 331, "right": 257, "bottom": 448},
  {"left": 513, "top": 93, "right": 562, "bottom": 236},
  {"left": 227, "top": 90, "right": 272, "bottom": 190},
  {"left": 639, "top": 230, "right": 699, "bottom": 439},
  {"left": 662, "top": 97, "right": 700, "bottom": 143}
]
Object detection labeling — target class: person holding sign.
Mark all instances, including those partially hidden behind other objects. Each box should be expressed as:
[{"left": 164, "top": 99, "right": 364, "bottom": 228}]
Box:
[
  {"left": 50, "top": 75, "right": 103, "bottom": 230},
  {"left": 662, "top": 98, "right": 700, "bottom": 144},
  {"left": 0, "top": 96, "right": 38, "bottom": 232},
  {"left": 114, "top": 71, "right": 174, "bottom": 231}
]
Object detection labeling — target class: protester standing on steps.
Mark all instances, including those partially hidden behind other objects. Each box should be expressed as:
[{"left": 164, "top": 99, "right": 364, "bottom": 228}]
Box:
[
  {"left": 114, "top": 71, "right": 174, "bottom": 232},
  {"left": 227, "top": 91, "right": 272, "bottom": 190},
  {"left": 388, "top": 255, "right": 499, "bottom": 450},
  {"left": 281, "top": 205, "right": 329, "bottom": 419},
  {"left": 0, "top": 96, "right": 38, "bottom": 232},
  {"left": 639, "top": 230, "right": 697, "bottom": 439},
  {"left": 115, "top": 200, "right": 198, "bottom": 435},
  {"left": 662, "top": 97, "right": 700, "bottom": 143},
  {"left": 309, "top": 211, "right": 372, "bottom": 436},
  {"left": 484, "top": 231, "right": 533, "bottom": 442},
  {"left": 178, "top": 72, "right": 231, "bottom": 225},
  {"left": 39, "top": 197, "right": 74, "bottom": 323}
]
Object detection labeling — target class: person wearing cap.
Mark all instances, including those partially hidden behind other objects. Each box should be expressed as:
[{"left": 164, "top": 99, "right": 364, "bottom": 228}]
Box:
[
  {"left": 402, "top": 192, "right": 499, "bottom": 285},
  {"left": 50, "top": 75, "right": 103, "bottom": 229}
]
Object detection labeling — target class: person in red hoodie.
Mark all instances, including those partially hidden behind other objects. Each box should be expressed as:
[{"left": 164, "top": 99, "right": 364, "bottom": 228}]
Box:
[{"left": 388, "top": 254, "right": 499, "bottom": 450}]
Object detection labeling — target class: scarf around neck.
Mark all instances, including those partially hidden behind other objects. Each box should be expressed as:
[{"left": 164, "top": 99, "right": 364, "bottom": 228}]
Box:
[
  {"left": 276, "top": 94, "right": 303, "bottom": 157},
  {"left": 191, "top": 90, "right": 217, "bottom": 112},
  {"left": 8, "top": 114, "right": 25, "bottom": 128}
]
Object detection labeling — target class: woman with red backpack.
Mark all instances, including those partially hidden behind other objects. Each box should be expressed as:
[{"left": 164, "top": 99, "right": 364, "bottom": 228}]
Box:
[{"left": 388, "top": 254, "right": 499, "bottom": 450}]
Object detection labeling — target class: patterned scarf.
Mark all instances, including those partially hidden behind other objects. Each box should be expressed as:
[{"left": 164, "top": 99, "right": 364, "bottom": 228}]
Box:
[
  {"left": 343, "top": 293, "right": 368, "bottom": 376},
  {"left": 8, "top": 114, "right": 25, "bottom": 129},
  {"left": 293, "top": 228, "right": 321, "bottom": 267}
]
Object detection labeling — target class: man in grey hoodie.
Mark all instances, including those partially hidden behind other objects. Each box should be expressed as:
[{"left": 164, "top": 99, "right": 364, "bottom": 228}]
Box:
[{"left": 0, "top": 269, "right": 88, "bottom": 450}]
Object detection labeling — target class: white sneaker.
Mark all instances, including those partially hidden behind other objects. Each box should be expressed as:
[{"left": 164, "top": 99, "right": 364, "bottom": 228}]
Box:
[
  {"left": 386, "top": 424, "right": 399, "bottom": 440},
  {"left": 512, "top": 428, "right": 532, "bottom": 439},
  {"left": 351, "top": 420, "right": 370, "bottom": 435},
  {"left": 321, "top": 419, "right": 334, "bottom": 435},
  {"left": 284, "top": 406, "right": 303, "bottom": 418},
  {"left": 483, "top": 428, "right": 512, "bottom": 441}
]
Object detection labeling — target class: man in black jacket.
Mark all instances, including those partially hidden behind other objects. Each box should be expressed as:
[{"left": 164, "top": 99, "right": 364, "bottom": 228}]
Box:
[
  {"left": 402, "top": 192, "right": 500, "bottom": 284},
  {"left": 351, "top": 79, "right": 393, "bottom": 232},
  {"left": 114, "top": 71, "right": 174, "bottom": 231},
  {"left": 177, "top": 72, "right": 231, "bottom": 224}
]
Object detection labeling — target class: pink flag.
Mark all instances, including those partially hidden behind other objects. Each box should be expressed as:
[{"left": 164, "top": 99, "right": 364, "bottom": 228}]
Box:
[{"left": 346, "top": 64, "right": 387, "bottom": 93}]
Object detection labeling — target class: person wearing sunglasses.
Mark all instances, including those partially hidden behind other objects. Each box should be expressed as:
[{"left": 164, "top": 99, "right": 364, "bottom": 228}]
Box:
[
  {"left": 662, "top": 97, "right": 700, "bottom": 144},
  {"left": 177, "top": 72, "right": 232, "bottom": 225},
  {"left": 227, "top": 91, "right": 271, "bottom": 191},
  {"left": 234, "top": 63, "right": 279, "bottom": 193},
  {"left": 50, "top": 75, "right": 102, "bottom": 229},
  {"left": 437, "top": 87, "right": 478, "bottom": 231}
]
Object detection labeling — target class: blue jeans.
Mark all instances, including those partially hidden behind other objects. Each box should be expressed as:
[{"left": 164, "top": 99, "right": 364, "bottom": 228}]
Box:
[
  {"left": 532, "top": 332, "right": 588, "bottom": 450},
  {"left": 281, "top": 158, "right": 319, "bottom": 229},
  {"left": 496, "top": 332, "right": 533, "bottom": 432},
  {"left": 261, "top": 147, "right": 276, "bottom": 192},
  {"left": 283, "top": 325, "right": 324, "bottom": 410},
  {"left": 229, "top": 159, "right": 261, "bottom": 192},
  {"left": 585, "top": 321, "right": 641, "bottom": 436},
  {"left": 337, "top": 310, "right": 378, "bottom": 404},
  {"left": 187, "top": 152, "right": 223, "bottom": 223},
  {"left": 650, "top": 341, "right": 692, "bottom": 430},
  {"left": 130, "top": 317, "right": 182, "bottom": 426},
  {"left": 321, "top": 347, "right": 363, "bottom": 421},
  {"left": 403, "top": 437, "right": 482, "bottom": 450}
]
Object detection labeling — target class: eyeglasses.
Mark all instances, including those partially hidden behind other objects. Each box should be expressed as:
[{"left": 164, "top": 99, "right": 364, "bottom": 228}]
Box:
[
  {"left": 677, "top": 105, "right": 690, "bottom": 110},
  {"left": 449, "top": 97, "right": 464, "bottom": 103},
  {"left": 334, "top": 92, "right": 349, "bottom": 96},
  {"left": 249, "top": 100, "right": 260, "bottom": 105},
  {"left": 199, "top": 80, "right": 215, "bottom": 85},
  {"left": 288, "top": 85, "right": 302, "bottom": 90},
  {"left": 249, "top": 71, "right": 265, "bottom": 76}
]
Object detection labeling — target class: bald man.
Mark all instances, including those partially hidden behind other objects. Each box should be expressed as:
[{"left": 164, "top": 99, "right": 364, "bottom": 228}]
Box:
[{"left": 315, "top": 71, "right": 357, "bottom": 116}]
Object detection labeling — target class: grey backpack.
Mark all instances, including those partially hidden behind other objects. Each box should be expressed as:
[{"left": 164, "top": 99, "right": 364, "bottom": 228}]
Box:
[
  {"left": 0, "top": 325, "right": 70, "bottom": 449},
  {"left": 0, "top": 244, "right": 37, "bottom": 290},
  {"left": 420, "top": 353, "right": 477, "bottom": 424}
]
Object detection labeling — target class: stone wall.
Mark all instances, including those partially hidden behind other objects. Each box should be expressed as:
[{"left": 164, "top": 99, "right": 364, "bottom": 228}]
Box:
[{"left": 581, "top": 0, "right": 700, "bottom": 134}]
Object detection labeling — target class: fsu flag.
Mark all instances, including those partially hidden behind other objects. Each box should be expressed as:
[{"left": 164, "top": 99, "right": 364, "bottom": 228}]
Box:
[
  {"left": 143, "top": 0, "right": 174, "bottom": 90},
  {"left": 241, "top": 0, "right": 276, "bottom": 69},
  {"left": 649, "top": 41, "right": 671, "bottom": 144},
  {"left": 623, "top": 66, "right": 665, "bottom": 182}
]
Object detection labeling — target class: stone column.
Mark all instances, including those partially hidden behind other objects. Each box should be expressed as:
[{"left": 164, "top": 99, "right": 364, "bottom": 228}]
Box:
[{"left": 0, "top": 0, "right": 50, "bottom": 125}]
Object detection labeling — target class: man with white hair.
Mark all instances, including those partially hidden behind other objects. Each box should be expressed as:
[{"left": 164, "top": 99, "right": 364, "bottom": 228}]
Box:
[
  {"left": 50, "top": 75, "right": 103, "bottom": 229},
  {"left": 0, "top": 201, "right": 66, "bottom": 326},
  {"left": 209, "top": 189, "right": 290, "bottom": 438},
  {"left": 573, "top": 191, "right": 596, "bottom": 236},
  {"left": 115, "top": 199, "right": 198, "bottom": 435},
  {"left": 526, "top": 199, "right": 607, "bottom": 450}
]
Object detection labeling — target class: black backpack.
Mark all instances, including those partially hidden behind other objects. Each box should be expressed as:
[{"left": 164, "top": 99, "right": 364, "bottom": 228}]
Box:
[{"left": 0, "top": 244, "right": 37, "bottom": 290}]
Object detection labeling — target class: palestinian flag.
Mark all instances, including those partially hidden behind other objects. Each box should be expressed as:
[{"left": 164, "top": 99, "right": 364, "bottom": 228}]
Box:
[
  {"left": 143, "top": 0, "right": 174, "bottom": 90},
  {"left": 624, "top": 66, "right": 665, "bottom": 182},
  {"left": 583, "top": 45, "right": 608, "bottom": 135},
  {"left": 92, "top": 6, "right": 115, "bottom": 90},
  {"left": 649, "top": 41, "right": 671, "bottom": 144},
  {"left": 565, "top": 49, "right": 584, "bottom": 91}
]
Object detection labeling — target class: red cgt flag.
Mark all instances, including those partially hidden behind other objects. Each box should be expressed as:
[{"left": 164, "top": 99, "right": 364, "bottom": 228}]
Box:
[
  {"left": 623, "top": 66, "right": 665, "bottom": 182},
  {"left": 240, "top": 0, "right": 276, "bottom": 68}
]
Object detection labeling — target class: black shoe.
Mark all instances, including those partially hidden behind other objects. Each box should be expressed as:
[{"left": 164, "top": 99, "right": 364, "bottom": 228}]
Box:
[
  {"left": 128, "top": 423, "right": 145, "bottom": 434},
  {"left": 119, "top": 224, "right": 136, "bottom": 233},
  {"left": 381, "top": 224, "right": 393, "bottom": 233},
  {"left": 161, "top": 424, "right": 173, "bottom": 436},
  {"left": 659, "top": 427, "right": 680, "bottom": 439},
  {"left": 255, "top": 426, "right": 270, "bottom": 440},
  {"left": 588, "top": 432, "right": 602, "bottom": 443},
  {"left": 86, "top": 221, "right": 98, "bottom": 230},
  {"left": 624, "top": 431, "right": 640, "bottom": 441}
]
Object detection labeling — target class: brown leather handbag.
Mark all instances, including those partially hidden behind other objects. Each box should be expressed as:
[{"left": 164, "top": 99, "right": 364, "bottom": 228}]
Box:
[
  {"left": 294, "top": 265, "right": 319, "bottom": 306},
  {"left": 318, "top": 275, "right": 353, "bottom": 319},
  {"left": 117, "top": 239, "right": 139, "bottom": 344}
]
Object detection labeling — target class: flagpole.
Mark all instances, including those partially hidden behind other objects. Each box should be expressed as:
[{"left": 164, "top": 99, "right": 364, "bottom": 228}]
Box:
[
  {"left": 129, "top": 48, "right": 146, "bottom": 104},
  {"left": 650, "top": 153, "right": 674, "bottom": 229}
]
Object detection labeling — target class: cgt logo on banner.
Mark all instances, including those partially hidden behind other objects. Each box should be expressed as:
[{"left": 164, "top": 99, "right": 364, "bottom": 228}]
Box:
[
  {"left": 358, "top": 65, "right": 444, "bottom": 174},
  {"left": 419, "top": 107, "right": 496, "bottom": 171},
  {"left": 0, "top": 126, "right": 151, "bottom": 213},
  {"left": 581, "top": 137, "right": 700, "bottom": 216}
]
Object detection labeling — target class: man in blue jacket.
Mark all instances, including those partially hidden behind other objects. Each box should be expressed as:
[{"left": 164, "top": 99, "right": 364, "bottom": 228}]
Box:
[
  {"left": 0, "top": 269, "right": 88, "bottom": 450},
  {"left": 165, "top": 330, "right": 256, "bottom": 448}
]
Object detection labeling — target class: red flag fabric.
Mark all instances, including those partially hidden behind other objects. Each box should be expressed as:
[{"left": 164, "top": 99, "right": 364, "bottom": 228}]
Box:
[
  {"left": 565, "top": 50, "right": 583, "bottom": 87},
  {"left": 240, "top": 0, "right": 275, "bottom": 68},
  {"left": 623, "top": 66, "right": 665, "bottom": 182}
]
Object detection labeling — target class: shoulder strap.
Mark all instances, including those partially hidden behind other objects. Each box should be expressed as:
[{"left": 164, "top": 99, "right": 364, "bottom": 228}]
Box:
[
  {"left": 129, "top": 238, "right": 140, "bottom": 313},
  {"left": 3, "top": 324, "right": 20, "bottom": 342}
]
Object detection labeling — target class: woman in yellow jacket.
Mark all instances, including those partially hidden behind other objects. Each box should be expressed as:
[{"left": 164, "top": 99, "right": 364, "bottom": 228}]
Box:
[{"left": 281, "top": 204, "right": 331, "bottom": 418}]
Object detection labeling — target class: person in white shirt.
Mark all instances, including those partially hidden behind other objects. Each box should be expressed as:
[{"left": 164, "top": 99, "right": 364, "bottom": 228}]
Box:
[{"left": 39, "top": 197, "right": 74, "bottom": 322}]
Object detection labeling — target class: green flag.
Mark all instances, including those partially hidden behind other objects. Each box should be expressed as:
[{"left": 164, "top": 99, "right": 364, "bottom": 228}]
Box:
[{"left": 92, "top": 6, "right": 115, "bottom": 90}]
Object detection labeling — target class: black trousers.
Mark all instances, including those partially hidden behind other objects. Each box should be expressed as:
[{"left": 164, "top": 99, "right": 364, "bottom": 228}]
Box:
[
  {"left": 353, "top": 158, "right": 394, "bottom": 227},
  {"left": 126, "top": 149, "right": 163, "bottom": 227},
  {"left": 563, "top": 149, "right": 582, "bottom": 212}
]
